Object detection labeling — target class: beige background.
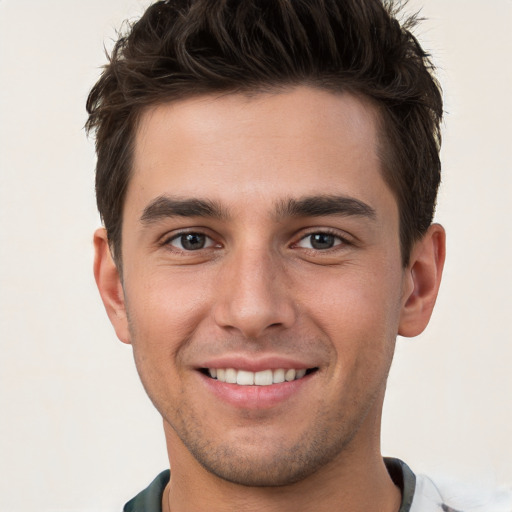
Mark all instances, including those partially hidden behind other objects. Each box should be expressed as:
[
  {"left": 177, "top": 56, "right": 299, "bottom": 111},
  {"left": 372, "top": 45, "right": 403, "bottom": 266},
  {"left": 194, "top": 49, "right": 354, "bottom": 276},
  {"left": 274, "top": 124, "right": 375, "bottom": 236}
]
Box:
[{"left": 0, "top": 0, "right": 511, "bottom": 510}]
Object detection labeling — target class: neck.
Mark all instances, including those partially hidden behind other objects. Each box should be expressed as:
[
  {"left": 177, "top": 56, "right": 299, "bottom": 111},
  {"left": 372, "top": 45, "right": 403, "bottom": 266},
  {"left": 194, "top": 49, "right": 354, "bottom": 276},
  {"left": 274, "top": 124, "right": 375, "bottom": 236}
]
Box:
[
  {"left": 166, "top": 454, "right": 400, "bottom": 512},
  {"left": 162, "top": 409, "right": 401, "bottom": 512}
]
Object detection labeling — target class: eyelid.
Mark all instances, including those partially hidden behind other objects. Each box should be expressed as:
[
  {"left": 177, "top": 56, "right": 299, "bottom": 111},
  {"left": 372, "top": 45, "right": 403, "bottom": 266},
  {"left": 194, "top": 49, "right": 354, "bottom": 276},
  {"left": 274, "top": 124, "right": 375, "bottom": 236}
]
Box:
[
  {"left": 160, "top": 229, "right": 221, "bottom": 251},
  {"left": 293, "top": 228, "right": 353, "bottom": 250},
  {"left": 157, "top": 226, "right": 354, "bottom": 252}
]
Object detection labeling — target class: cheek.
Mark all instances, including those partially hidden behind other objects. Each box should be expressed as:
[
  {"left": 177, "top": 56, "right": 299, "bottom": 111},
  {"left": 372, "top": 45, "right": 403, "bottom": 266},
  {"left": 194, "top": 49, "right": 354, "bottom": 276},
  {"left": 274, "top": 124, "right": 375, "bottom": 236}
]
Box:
[
  {"left": 123, "top": 270, "right": 213, "bottom": 410},
  {"left": 300, "top": 264, "right": 403, "bottom": 354},
  {"left": 124, "top": 268, "right": 212, "bottom": 354}
]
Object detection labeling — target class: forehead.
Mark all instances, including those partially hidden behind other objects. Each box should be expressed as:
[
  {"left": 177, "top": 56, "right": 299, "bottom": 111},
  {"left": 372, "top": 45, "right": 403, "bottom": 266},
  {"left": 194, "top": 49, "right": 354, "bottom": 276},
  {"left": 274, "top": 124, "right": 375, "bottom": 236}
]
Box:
[{"left": 128, "top": 86, "right": 394, "bottom": 219}]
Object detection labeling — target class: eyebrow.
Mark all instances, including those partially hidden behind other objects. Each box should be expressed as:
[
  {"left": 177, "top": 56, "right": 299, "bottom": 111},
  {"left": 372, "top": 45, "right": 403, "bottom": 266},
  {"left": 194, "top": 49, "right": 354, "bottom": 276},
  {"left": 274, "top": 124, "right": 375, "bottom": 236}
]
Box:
[
  {"left": 140, "top": 194, "right": 376, "bottom": 224},
  {"left": 275, "top": 195, "right": 376, "bottom": 220},
  {"left": 140, "top": 196, "right": 228, "bottom": 224}
]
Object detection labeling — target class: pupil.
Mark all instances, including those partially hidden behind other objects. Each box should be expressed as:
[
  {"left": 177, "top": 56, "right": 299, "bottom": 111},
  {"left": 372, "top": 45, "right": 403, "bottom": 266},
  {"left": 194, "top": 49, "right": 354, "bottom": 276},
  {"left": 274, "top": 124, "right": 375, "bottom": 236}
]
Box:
[
  {"left": 311, "top": 233, "right": 334, "bottom": 249},
  {"left": 182, "top": 233, "right": 205, "bottom": 250}
]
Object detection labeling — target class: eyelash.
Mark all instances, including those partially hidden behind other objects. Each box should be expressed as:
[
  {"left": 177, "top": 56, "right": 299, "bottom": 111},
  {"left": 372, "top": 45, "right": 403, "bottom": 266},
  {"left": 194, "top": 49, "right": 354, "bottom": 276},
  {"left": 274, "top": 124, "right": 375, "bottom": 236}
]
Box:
[
  {"left": 294, "top": 229, "right": 352, "bottom": 251},
  {"left": 160, "top": 228, "right": 352, "bottom": 254},
  {"left": 161, "top": 230, "right": 218, "bottom": 252}
]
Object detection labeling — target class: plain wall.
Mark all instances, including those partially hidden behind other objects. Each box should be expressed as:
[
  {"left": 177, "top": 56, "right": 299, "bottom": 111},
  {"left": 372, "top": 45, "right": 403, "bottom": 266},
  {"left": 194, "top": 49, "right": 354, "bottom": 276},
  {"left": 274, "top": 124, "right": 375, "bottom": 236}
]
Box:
[{"left": 0, "top": 1, "right": 511, "bottom": 510}]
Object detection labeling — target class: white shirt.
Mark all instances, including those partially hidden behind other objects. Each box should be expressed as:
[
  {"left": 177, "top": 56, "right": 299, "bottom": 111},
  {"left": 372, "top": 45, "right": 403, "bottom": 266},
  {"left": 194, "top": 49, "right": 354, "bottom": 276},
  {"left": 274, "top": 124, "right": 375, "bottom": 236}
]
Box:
[{"left": 411, "top": 474, "right": 512, "bottom": 512}]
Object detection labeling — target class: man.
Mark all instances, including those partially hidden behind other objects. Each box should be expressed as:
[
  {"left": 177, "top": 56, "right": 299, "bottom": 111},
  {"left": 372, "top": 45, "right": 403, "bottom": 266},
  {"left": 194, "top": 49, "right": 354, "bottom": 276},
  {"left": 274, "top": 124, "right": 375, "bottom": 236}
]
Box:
[{"left": 85, "top": 1, "right": 489, "bottom": 510}]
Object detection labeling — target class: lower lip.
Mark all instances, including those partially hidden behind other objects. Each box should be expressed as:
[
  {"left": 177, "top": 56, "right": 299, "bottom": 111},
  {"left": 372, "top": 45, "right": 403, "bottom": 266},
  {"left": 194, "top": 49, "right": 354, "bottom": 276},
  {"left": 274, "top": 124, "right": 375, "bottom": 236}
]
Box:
[{"left": 199, "top": 372, "right": 314, "bottom": 410}]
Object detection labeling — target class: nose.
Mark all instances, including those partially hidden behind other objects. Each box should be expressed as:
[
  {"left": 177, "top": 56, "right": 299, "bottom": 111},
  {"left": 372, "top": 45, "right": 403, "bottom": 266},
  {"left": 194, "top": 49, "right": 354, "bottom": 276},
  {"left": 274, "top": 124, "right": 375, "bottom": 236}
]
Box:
[{"left": 212, "top": 245, "right": 297, "bottom": 339}]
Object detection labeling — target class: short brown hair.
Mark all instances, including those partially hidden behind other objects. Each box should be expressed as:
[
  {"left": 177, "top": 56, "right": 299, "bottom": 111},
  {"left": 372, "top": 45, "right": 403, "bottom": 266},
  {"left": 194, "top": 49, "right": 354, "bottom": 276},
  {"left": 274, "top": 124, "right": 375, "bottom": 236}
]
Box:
[{"left": 86, "top": 0, "right": 442, "bottom": 267}]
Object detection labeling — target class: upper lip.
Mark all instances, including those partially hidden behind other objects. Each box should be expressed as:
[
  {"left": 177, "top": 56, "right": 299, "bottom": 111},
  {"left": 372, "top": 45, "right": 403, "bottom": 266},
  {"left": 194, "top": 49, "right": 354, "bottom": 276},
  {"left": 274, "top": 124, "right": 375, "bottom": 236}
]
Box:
[{"left": 196, "top": 355, "right": 317, "bottom": 372}]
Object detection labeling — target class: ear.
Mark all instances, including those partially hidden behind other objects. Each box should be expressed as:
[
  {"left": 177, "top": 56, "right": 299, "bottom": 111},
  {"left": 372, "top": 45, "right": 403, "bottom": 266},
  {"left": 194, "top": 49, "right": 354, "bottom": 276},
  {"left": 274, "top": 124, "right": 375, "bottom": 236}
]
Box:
[
  {"left": 93, "top": 228, "right": 131, "bottom": 344},
  {"left": 398, "top": 223, "right": 446, "bottom": 337}
]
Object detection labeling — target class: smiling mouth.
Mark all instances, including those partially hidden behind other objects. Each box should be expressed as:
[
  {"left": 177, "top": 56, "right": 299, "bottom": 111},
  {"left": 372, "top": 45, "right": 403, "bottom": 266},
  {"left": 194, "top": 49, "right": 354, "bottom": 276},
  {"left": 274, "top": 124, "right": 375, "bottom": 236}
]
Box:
[{"left": 201, "top": 368, "right": 318, "bottom": 386}]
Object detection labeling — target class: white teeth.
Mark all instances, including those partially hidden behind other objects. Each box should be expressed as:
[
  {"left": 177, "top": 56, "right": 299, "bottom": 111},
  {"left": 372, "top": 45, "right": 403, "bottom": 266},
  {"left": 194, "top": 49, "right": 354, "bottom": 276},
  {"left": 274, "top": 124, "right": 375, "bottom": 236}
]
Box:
[
  {"left": 225, "top": 368, "right": 237, "bottom": 384},
  {"left": 254, "top": 369, "right": 273, "bottom": 386},
  {"left": 285, "top": 369, "right": 296, "bottom": 382},
  {"left": 296, "top": 369, "right": 306, "bottom": 379},
  {"left": 273, "top": 368, "right": 285, "bottom": 384},
  {"left": 208, "top": 367, "right": 310, "bottom": 385},
  {"left": 236, "top": 370, "right": 254, "bottom": 385}
]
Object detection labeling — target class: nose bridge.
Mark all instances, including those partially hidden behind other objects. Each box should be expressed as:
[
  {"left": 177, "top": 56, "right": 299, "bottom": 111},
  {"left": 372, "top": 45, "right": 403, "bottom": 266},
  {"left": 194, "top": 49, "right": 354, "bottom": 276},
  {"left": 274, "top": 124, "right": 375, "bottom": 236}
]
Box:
[{"left": 213, "top": 239, "right": 295, "bottom": 338}]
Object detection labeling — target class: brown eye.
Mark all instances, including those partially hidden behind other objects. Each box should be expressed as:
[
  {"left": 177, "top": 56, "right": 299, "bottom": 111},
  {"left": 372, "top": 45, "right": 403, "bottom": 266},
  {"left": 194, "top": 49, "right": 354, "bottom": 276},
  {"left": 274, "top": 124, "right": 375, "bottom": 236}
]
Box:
[
  {"left": 309, "top": 233, "right": 335, "bottom": 249},
  {"left": 169, "top": 233, "right": 214, "bottom": 251},
  {"left": 296, "top": 232, "right": 344, "bottom": 250}
]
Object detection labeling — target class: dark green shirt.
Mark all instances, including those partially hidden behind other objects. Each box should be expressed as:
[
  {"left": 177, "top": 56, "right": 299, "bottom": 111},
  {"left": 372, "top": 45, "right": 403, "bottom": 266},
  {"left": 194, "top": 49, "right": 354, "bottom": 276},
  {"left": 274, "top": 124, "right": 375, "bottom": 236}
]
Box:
[
  {"left": 123, "top": 458, "right": 416, "bottom": 512},
  {"left": 124, "top": 469, "right": 170, "bottom": 512}
]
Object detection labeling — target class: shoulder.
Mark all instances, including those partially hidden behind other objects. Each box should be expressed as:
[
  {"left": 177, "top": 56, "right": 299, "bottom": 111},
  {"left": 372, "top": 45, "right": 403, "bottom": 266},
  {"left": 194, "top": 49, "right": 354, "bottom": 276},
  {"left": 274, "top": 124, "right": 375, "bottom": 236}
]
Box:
[
  {"left": 123, "top": 470, "right": 170, "bottom": 512},
  {"left": 412, "top": 473, "right": 512, "bottom": 512}
]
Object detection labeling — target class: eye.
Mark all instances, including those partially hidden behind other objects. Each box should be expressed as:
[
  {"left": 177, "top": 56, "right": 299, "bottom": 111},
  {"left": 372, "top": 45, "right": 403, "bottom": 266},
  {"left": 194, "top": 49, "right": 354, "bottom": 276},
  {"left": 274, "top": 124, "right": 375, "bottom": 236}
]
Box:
[
  {"left": 168, "top": 232, "right": 216, "bottom": 251},
  {"left": 296, "top": 232, "right": 344, "bottom": 250}
]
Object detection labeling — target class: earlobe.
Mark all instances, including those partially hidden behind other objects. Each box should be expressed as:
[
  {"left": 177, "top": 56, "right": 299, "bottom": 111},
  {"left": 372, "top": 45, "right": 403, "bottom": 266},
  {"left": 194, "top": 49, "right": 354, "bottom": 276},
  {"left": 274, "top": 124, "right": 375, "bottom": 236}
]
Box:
[
  {"left": 93, "top": 228, "right": 131, "bottom": 344},
  {"left": 398, "top": 223, "right": 446, "bottom": 338}
]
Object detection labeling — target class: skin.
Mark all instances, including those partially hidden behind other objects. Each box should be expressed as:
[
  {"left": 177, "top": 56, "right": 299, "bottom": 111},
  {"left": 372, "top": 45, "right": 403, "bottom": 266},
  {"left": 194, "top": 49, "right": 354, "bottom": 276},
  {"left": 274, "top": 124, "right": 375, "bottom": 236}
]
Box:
[{"left": 94, "top": 86, "right": 445, "bottom": 512}]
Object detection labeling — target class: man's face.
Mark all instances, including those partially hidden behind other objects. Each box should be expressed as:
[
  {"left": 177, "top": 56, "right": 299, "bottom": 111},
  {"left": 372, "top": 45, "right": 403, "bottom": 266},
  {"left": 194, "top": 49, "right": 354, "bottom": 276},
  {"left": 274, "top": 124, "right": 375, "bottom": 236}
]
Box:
[{"left": 111, "top": 87, "right": 411, "bottom": 485}]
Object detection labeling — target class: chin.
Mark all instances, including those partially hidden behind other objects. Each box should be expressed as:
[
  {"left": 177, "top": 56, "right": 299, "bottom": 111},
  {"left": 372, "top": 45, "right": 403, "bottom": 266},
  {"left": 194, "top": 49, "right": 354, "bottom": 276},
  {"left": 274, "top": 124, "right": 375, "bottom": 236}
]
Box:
[
  {"left": 179, "top": 421, "right": 358, "bottom": 488},
  {"left": 194, "top": 449, "right": 329, "bottom": 487}
]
